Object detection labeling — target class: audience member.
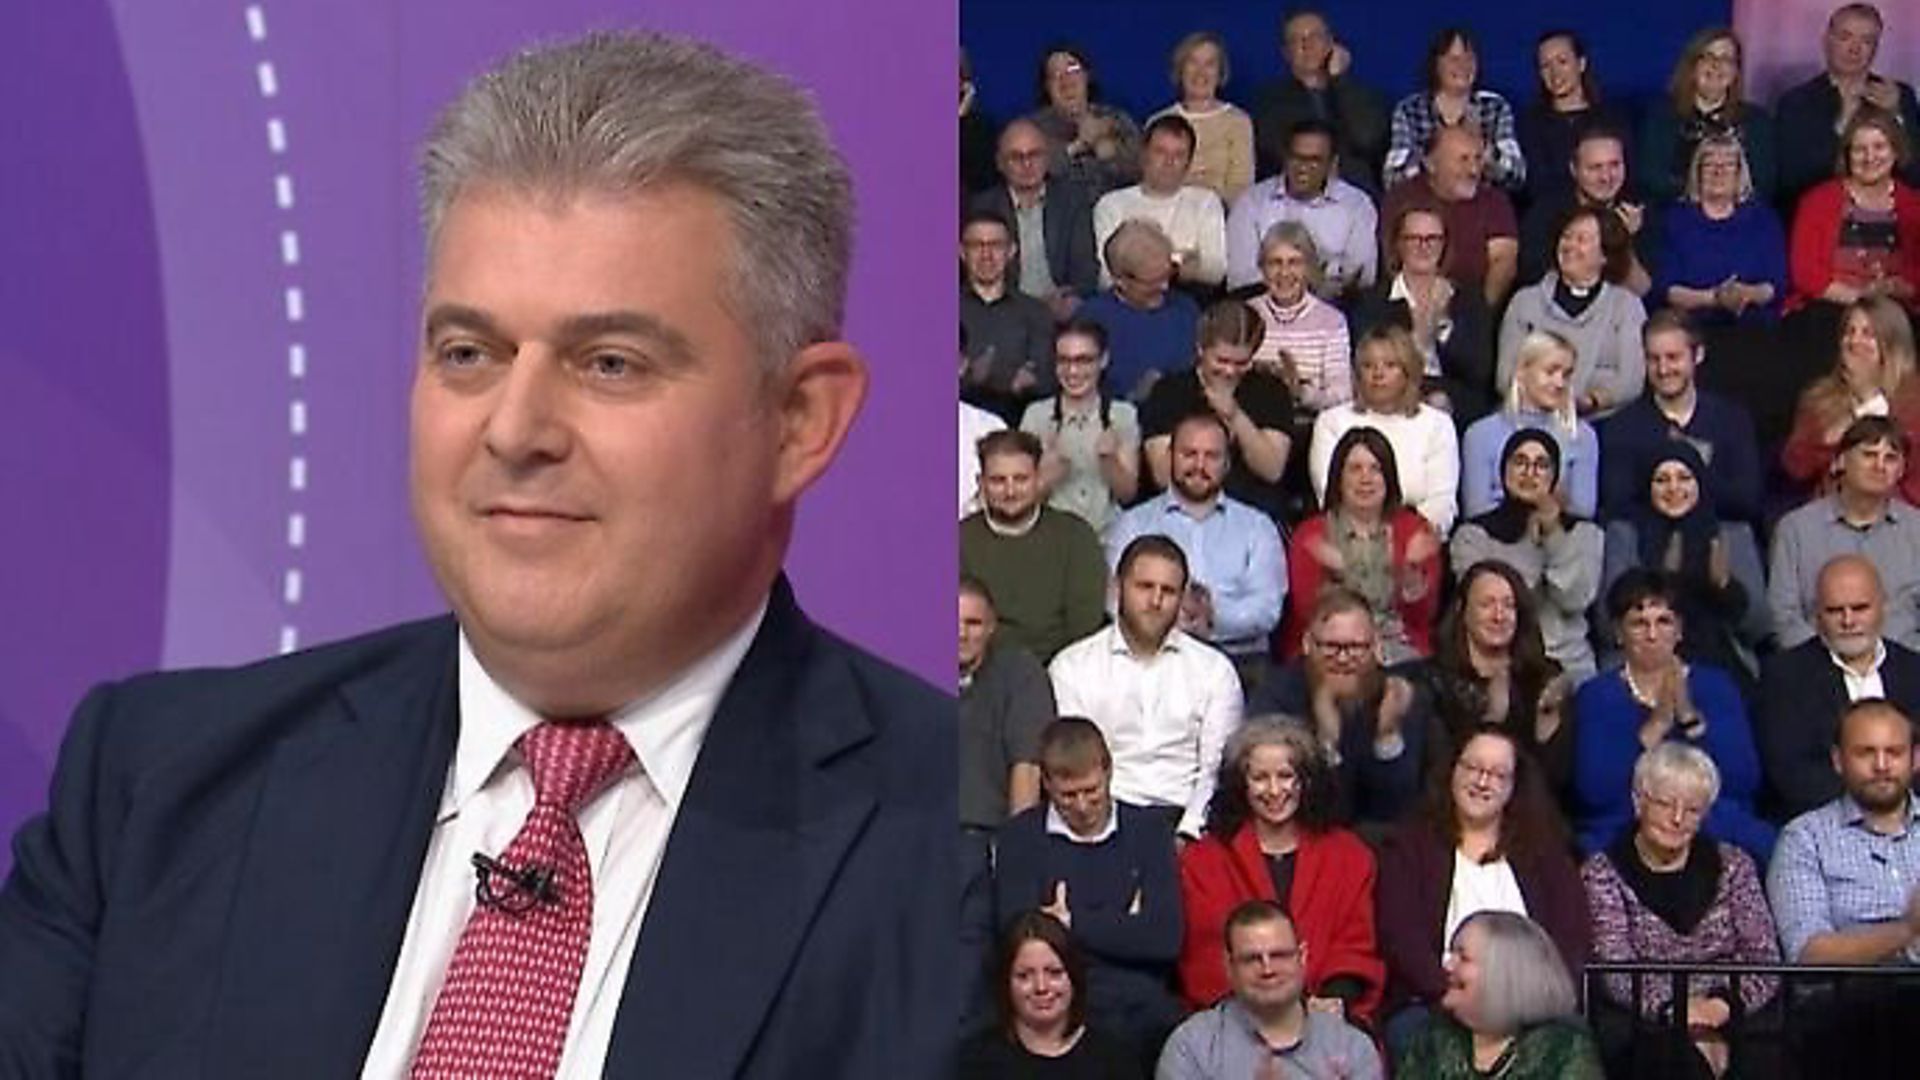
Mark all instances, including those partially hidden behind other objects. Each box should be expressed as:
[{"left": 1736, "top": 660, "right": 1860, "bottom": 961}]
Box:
[
  {"left": 1384, "top": 28, "right": 1525, "bottom": 193},
  {"left": 1786, "top": 106, "right": 1920, "bottom": 312},
  {"left": 961, "top": 578, "right": 1054, "bottom": 837},
  {"left": 1250, "top": 589, "right": 1436, "bottom": 831},
  {"left": 1251, "top": 9, "right": 1388, "bottom": 193},
  {"left": 1050, "top": 535, "right": 1242, "bottom": 840},
  {"left": 1572, "top": 571, "right": 1775, "bottom": 861},
  {"left": 1420, "top": 561, "right": 1575, "bottom": 798},
  {"left": 1021, "top": 320, "right": 1141, "bottom": 537},
  {"left": 1158, "top": 901, "right": 1383, "bottom": 1080},
  {"left": 1453, "top": 431, "right": 1606, "bottom": 683},
  {"left": 972, "top": 118, "right": 1100, "bottom": 319},
  {"left": 1655, "top": 135, "right": 1787, "bottom": 326},
  {"left": 1351, "top": 207, "right": 1495, "bottom": 421},
  {"left": 991, "top": 719, "right": 1184, "bottom": 1064},
  {"left": 1284, "top": 428, "right": 1444, "bottom": 663},
  {"left": 1775, "top": 2, "right": 1920, "bottom": 210},
  {"left": 1148, "top": 33, "right": 1253, "bottom": 203},
  {"left": 1770, "top": 416, "right": 1920, "bottom": 649},
  {"left": 1111, "top": 413, "right": 1285, "bottom": 675},
  {"left": 1394, "top": 911, "right": 1603, "bottom": 1078},
  {"left": 1639, "top": 27, "right": 1776, "bottom": 204},
  {"left": 1227, "top": 118, "right": 1378, "bottom": 296},
  {"left": 1758, "top": 554, "right": 1920, "bottom": 821},
  {"left": 1027, "top": 44, "right": 1141, "bottom": 199},
  {"left": 1463, "top": 331, "right": 1599, "bottom": 519},
  {"left": 1140, "top": 303, "right": 1293, "bottom": 520},
  {"left": 1600, "top": 311, "right": 1764, "bottom": 524},
  {"left": 1079, "top": 220, "right": 1202, "bottom": 403},
  {"left": 1310, "top": 325, "right": 1462, "bottom": 533},
  {"left": 1581, "top": 743, "right": 1783, "bottom": 1080},
  {"left": 1177, "top": 719, "right": 1385, "bottom": 1021},
  {"left": 1781, "top": 298, "right": 1920, "bottom": 502},
  {"left": 1519, "top": 128, "right": 1652, "bottom": 296},
  {"left": 961, "top": 50, "right": 998, "bottom": 197},
  {"left": 1094, "top": 116, "right": 1227, "bottom": 290},
  {"left": 1380, "top": 127, "right": 1520, "bottom": 309},
  {"left": 962, "top": 209, "right": 1056, "bottom": 420},
  {"left": 1376, "top": 732, "right": 1588, "bottom": 1057},
  {"left": 1498, "top": 206, "right": 1648, "bottom": 420},
  {"left": 1518, "top": 30, "right": 1633, "bottom": 207},
  {"left": 958, "top": 911, "right": 1145, "bottom": 1080},
  {"left": 1600, "top": 441, "right": 1769, "bottom": 681},
  {"left": 962, "top": 324, "right": 1008, "bottom": 518},
  {"left": 961, "top": 430, "right": 1109, "bottom": 662},
  {"left": 1244, "top": 222, "right": 1353, "bottom": 416}
]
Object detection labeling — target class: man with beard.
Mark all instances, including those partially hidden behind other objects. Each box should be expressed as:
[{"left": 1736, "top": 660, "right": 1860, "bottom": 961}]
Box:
[
  {"left": 1250, "top": 588, "right": 1433, "bottom": 831},
  {"left": 1140, "top": 301, "right": 1294, "bottom": 521},
  {"left": 1226, "top": 119, "right": 1378, "bottom": 295},
  {"left": 961, "top": 430, "right": 1108, "bottom": 663},
  {"left": 1050, "top": 535, "right": 1243, "bottom": 841},
  {"left": 1378, "top": 126, "right": 1519, "bottom": 307},
  {"left": 1157, "top": 901, "right": 1382, "bottom": 1079},
  {"left": 1518, "top": 128, "right": 1652, "bottom": 295},
  {"left": 1767, "top": 699, "right": 1920, "bottom": 1070},
  {"left": 1768, "top": 417, "right": 1920, "bottom": 650},
  {"left": 1758, "top": 554, "right": 1920, "bottom": 821},
  {"left": 1108, "top": 413, "right": 1285, "bottom": 683}
]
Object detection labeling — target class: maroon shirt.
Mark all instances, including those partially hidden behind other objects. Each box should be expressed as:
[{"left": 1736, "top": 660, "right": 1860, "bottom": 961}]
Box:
[{"left": 1380, "top": 176, "right": 1517, "bottom": 290}]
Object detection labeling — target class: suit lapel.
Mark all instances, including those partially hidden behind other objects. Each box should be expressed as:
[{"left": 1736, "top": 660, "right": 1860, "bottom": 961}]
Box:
[
  {"left": 604, "top": 582, "right": 877, "bottom": 1076},
  {"left": 208, "top": 622, "right": 459, "bottom": 1076}
]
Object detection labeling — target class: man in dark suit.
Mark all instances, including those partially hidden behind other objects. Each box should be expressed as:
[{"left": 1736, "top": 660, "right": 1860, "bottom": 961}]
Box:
[
  {"left": 970, "top": 118, "right": 1099, "bottom": 321},
  {"left": 1758, "top": 554, "right": 1920, "bottom": 822},
  {"left": 0, "top": 31, "right": 952, "bottom": 1079}
]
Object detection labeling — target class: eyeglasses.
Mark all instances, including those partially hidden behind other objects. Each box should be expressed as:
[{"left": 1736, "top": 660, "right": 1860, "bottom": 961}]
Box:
[
  {"left": 1639, "top": 792, "right": 1707, "bottom": 821},
  {"left": 1402, "top": 233, "right": 1446, "bottom": 247},
  {"left": 1231, "top": 946, "right": 1302, "bottom": 966},
  {"left": 1455, "top": 761, "right": 1514, "bottom": 785},
  {"left": 1056, "top": 353, "right": 1102, "bottom": 368},
  {"left": 1311, "top": 639, "right": 1374, "bottom": 658},
  {"left": 1508, "top": 456, "right": 1555, "bottom": 475}
]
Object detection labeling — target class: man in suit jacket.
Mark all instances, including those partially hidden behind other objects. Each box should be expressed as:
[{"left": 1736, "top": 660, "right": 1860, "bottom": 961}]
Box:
[
  {"left": 0, "top": 31, "right": 952, "bottom": 1079},
  {"left": 970, "top": 118, "right": 1100, "bottom": 320},
  {"left": 1758, "top": 554, "right": 1920, "bottom": 822}
]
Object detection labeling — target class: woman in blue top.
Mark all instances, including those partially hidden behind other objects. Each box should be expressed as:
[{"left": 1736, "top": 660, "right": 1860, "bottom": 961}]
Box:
[
  {"left": 1571, "top": 569, "right": 1775, "bottom": 863},
  {"left": 1655, "top": 134, "right": 1787, "bottom": 326}
]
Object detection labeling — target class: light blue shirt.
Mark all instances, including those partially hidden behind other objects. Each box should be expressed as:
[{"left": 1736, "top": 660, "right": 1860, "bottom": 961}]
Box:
[
  {"left": 1105, "top": 492, "right": 1285, "bottom": 656},
  {"left": 1767, "top": 793, "right": 1920, "bottom": 964},
  {"left": 1460, "top": 408, "right": 1600, "bottom": 520}
]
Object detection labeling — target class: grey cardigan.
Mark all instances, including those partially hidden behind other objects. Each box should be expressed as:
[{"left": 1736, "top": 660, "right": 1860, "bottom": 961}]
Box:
[{"left": 1497, "top": 274, "right": 1647, "bottom": 419}]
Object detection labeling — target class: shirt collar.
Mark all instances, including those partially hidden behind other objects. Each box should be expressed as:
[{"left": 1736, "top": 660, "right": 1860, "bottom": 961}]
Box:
[
  {"left": 1043, "top": 802, "right": 1119, "bottom": 843},
  {"left": 1162, "top": 490, "right": 1223, "bottom": 521},
  {"left": 1826, "top": 493, "right": 1897, "bottom": 527},
  {"left": 1828, "top": 638, "right": 1888, "bottom": 679},
  {"left": 1103, "top": 622, "right": 1184, "bottom": 657},
  {"left": 447, "top": 598, "right": 768, "bottom": 822},
  {"left": 1837, "top": 790, "right": 1920, "bottom": 831}
]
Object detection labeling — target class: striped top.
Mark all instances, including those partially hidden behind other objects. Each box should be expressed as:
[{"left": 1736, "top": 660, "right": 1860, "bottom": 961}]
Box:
[{"left": 1247, "top": 291, "right": 1352, "bottom": 413}]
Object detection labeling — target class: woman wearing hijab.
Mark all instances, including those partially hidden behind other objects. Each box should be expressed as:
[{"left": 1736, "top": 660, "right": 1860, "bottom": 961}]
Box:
[{"left": 1451, "top": 429, "right": 1605, "bottom": 685}]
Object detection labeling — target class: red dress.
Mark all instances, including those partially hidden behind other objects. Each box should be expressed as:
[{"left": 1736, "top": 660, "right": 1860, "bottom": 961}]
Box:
[
  {"left": 1176, "top": 823, "right": 1385, "bottom": 1022},
  {"left": 1277, "top": 509, "right": 1443, "bottom": 660}
]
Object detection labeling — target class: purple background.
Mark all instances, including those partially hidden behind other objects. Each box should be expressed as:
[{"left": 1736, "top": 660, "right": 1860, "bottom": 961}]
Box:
[{"left": 0, "top": 2, "right": 952, "bottom": 858}]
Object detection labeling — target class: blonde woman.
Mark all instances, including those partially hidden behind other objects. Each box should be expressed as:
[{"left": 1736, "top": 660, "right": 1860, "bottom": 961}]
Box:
[
  {"left": 1309, "top": 325, "right": 1461, "bottom": 534},
  {"left": 1147, "top": 32, "right": 1253, "bottom": 202},
  {"left": 1780, "top": 295, "right": 1920, "bottom": 502}
]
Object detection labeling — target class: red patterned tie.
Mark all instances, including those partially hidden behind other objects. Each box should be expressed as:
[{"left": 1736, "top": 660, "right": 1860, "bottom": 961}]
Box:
[{"left": 410, "top": 719, "right": 635, "bottom": 1080}]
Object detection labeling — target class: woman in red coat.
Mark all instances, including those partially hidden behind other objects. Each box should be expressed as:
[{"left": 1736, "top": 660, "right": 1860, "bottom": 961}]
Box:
[
  {"left": 1787, "top": 106, "right": 1920, "bottom": 312},
  {"left": 1280, "top": 426, "right": 1444, "bottom": 664},
  {"left": 1177, "top": 717, "right": 1385, "bottom": 1024},
  {"left": 1779, "top": 295, "right": 1920, "bottom": 503}
]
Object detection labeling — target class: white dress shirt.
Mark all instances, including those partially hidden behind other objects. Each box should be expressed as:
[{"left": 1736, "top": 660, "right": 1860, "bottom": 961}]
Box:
[
  {"left": 1093, "top": 184, "right": 1229, "bottom": 287},
  {"left": 1048, "top": 625, "right": 1243, "bottom": 839},
  {"left": 360, "top": 604, "right": 765, "bottom": 1079},
  {"left": 1831, "top": 639, "right": 1889, "bottom": 702}
]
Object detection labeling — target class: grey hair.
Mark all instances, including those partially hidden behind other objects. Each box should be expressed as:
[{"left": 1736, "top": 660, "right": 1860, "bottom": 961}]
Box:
[
  {"left": 1258, "top": 220, "right": 1326, "bottom": 296},
  {"left": 1222, "top": 714, "right": 1322, "bottom": 774},
  {"left": 1454, "top": 910, "right": 1578, "bottom": 1034},
  {"left": 1633, "top": 741, "right": 1722, "bottom": 806},
  {"left": 419, "top": 30, "right": 853, "bottom": 373},
  {"left": 1104, "top": 218, "right": 1174, "bottom": 278},
  {"left": 1683, "top": 134, "right": 1754, "bottom": 205}
]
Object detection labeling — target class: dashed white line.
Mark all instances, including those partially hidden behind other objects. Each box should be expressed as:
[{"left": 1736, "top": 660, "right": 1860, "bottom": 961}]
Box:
[
  {"left": 289, "top": 456, "right": 307, "bottom": 491},
  {"left": 266, "top": 118, "right": 286, "bottom": 153},
  {"left": 245, "top": 5, "right": 267, "bottom": 41},
  {"left": 287, "top": 512, "right": 306, "bottom": 548},
  {"left": 283, "top": 569, "right": 303, "bottom": 604},
  {"left": 256, "top": 61, "right": 278, "bottom": 98},
  {"left": 280, "top": 230, "right": 300, "bottom": 266},
  {"left": 289, "top": 399, "right": 307, "bottom": 436},
  {"left": 284, "top": 286, "right": 304, "bottom": 322},
  {"left": 273, "top": 174, "right": 294, "bottom": 209},
  {"left": 288, "top": 343, "right": 306, "bottom": 377},
  {"left": 279, "top": 625, "right": 299, "bottom": 654}
]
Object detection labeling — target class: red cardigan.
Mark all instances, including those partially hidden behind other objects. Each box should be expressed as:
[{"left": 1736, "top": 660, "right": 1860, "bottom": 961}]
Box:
[
  {"left": 1278, "top": 509, "right": 1442, "bottom": 660},
  {"left": 1176, "top": 824, "right": 1385, "bottom": 1021},
  {"left": 1787, "top": 178, "right": 1920, "bottom": 311},
  {"left": 1780, "top": 382, "right": 1920, "bottom": 505}
]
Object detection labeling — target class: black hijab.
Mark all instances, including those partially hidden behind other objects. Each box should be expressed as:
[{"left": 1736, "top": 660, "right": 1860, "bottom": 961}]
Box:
[
  {"left": 1471, "top": 428, "right": 1574, "bottom": 544},
  {"left": 1631, "top": 439, "right": 1719, "bottom": 583}
]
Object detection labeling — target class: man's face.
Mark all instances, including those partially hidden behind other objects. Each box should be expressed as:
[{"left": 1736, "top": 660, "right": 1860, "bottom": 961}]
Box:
[
  {"left": 961, "top": 221, "right": 1013, "bottom": 289},
  {"left": 1118, "top": 552, "right": 1184, "bottom": 648},
  {"left": 1226, "top": 917, "right": 1306, "bottom": 1013},
  {"left": 1645, "top": 329, "right": 1699, "bottom": 401},
  {"left": 1284, "top": 132, "right": 1335, "bottom": 200},
  {"left": 980, "top": 450, "right": 1042, "bottom": 524},
  {"left": 1427, "top": 130, "right": 1483, "bottom": 201},
  {"left": 411, "top": 185, "right": 787, "bottom": 713},
  {"left": 1826, "top": 12, "right": 1880, "bottom": 80},
  {"left": 997, "top": 123, "right": 1050, "bottom": 192},
  {"left": 959, "top": 590, "right": 995, "bottom": 674},
  {"left": 1817, "top": 563, "right": 1887, "bottom": 660},
  {"left": 1572, "top": 137, "right": 1626, "bottom": 203},
  {"left": 1141, "top": 129, "right": 1194, "bottom": 195},
  {"left": 1840, "top": 437, "right": 1905, "bottom": 501},
  {"left": 1833, "top": 709, "right": 1915, "bottom": 814},
  {"left": 1282, "top": 15, "right": 1333, "bottom": 80},
  {"left": 1305, "top": 610, "right": 1378, "bottom": 695},
  {"left": 1171, "top": 421, "right": 1228, "bottom": 503},
  {"left": 1043, "top": 764, "right": 1113, "bottom": 837}
]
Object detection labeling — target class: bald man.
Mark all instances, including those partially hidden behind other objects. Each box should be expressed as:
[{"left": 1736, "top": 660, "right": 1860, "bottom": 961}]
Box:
[
  {"left": 1377, "top": 126, "right": 1518, "bottom": 306},
  {"left": 970, "top": 118, "right": 1100, "bottom": 317},
  {"left": 1758, "top": 555, "right": 1920, "bottom": 821}
]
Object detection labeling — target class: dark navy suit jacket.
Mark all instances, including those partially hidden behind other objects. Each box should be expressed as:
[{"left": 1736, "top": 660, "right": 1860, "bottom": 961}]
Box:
[{"left": 0, "top": 580, "right": 955, "bottom": 1078}]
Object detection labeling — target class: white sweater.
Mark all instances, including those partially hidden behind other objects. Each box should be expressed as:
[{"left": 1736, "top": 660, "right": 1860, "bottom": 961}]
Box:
[
  {"left": 1093, "top": 184, "right": 1228, "bottom": 287},
  {"left": 1308, "top": 403, "right": 1462, "bottom": 535}
]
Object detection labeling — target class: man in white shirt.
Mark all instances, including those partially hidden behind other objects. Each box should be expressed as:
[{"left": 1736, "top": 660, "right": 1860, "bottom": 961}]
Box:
[
  {"left": 1050, "top": 534, "right": 1245, "bottom": 840},
  {"left": 0, "top": 31, "right": 951, "bottom": 1079},
  {"left": 1227, "top": 118, "right": 1379, "bottom": 294},
  {"left": 1094, "top": 115, "right": 1229, "bottom": 288}
]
